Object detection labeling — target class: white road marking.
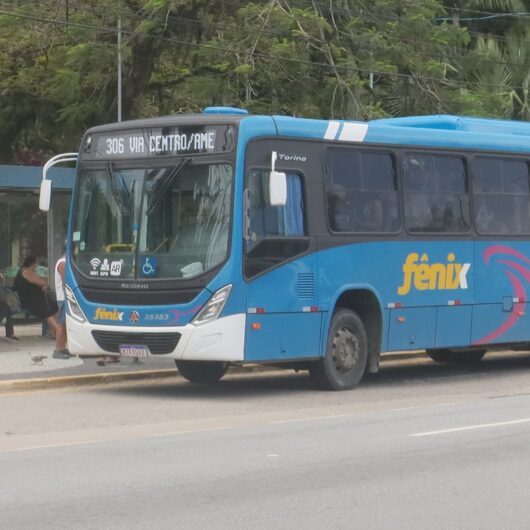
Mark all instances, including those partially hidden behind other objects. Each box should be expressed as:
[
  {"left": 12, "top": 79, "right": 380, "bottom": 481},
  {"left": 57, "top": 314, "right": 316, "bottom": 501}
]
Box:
[
  {"left": 11, "top": 440, "right": 103, "bottom": 452},
  {"left": 410, "top": 418, "right": 530, "bottom": 437}
]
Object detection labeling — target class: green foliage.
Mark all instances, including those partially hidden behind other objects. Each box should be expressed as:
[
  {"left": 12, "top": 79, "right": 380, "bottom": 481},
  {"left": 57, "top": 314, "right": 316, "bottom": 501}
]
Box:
[{"left": 1, "top": 0, "right": 530, "bottom": 162}]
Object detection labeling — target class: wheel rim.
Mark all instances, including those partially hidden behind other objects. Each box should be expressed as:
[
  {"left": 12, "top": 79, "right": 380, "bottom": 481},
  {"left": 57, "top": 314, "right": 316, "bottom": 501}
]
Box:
[{"left": 331, "top": 326, "right": 359, "bottom": 373}]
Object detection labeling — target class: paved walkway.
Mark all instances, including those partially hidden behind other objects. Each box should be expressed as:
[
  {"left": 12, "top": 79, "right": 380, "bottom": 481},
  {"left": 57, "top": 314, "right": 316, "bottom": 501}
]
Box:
[{"left": 0, "top": 324, "right": 175, "bottom": 381}]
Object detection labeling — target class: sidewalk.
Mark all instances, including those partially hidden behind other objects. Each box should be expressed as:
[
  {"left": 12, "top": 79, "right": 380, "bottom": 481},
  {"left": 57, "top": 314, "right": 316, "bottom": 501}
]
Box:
[
  {"left": 0, "top": 324, "right": 426, "bottom": 391},
  {"left": 0, "top": 324, "right": 177, "bottom": 385}
]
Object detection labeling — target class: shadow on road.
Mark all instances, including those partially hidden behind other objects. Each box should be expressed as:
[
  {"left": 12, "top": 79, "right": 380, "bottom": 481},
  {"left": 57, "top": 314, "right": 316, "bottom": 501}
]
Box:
[{"left": 96, "top": 351, "right": 530, "bottom": 400}]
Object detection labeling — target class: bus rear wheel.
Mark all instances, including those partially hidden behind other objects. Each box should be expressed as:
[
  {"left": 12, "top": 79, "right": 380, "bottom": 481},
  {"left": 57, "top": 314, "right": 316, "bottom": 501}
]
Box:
[
  {"left": 175, "top": 360, "right": 229, "bottom": 383},
  {"left": 309, "top": 309, "right": 368, "bottom": 390},
  {"left": 426, "top": 348, "right": 486, "bottom": 364}
]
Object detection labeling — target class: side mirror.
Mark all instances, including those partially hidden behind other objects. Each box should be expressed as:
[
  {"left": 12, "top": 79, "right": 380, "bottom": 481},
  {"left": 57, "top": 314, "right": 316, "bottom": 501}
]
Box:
[
  {"left": 39, "top": 179, "right": 52, "bottom": 212},
  {"left": 269, "top": 151, "right": 287, "bottom": 206},
  {"left": 39, "top": 152, "right": 78, "bottom": 212}
]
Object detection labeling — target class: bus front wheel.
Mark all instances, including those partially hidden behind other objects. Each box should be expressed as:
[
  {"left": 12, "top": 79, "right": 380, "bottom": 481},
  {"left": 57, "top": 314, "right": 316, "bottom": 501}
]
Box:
[
  {"left": 309, "top": 309, "right": 368, "bottom": 390},
  {"left": 175, "top": 360, "right": 229, "bottom": 383},
  {"left": 426, "top": 348, "right": 486, "bottom": 364}
]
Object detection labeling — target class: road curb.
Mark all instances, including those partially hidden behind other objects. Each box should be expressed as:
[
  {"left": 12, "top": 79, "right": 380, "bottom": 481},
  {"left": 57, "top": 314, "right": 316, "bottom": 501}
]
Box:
[
  {"left": 0, "top": 368, "right": 180, "bottom": 392},
  {"left": 0, "top": 352, "right": 427, "bottom": 392}
]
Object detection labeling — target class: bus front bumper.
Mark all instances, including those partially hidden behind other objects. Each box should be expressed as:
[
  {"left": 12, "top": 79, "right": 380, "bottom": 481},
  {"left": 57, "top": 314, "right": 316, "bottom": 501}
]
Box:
[{"left": 66, "top": 313, "right": 246, "bottom": 361}]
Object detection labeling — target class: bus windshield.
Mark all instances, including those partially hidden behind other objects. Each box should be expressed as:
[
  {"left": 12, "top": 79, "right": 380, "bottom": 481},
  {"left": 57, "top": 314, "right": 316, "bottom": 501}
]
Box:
[{"left": 71, "top": 161, "right": 232, "bottom": 280}]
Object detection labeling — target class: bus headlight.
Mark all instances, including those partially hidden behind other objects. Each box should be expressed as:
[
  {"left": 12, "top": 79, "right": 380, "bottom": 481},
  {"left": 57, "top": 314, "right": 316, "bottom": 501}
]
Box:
[
  {"left": 65, "top": 285, "right": 86, "bottom": 322},
  {"left": 192, "top": 285, "right": 232, "bottom": 326}
]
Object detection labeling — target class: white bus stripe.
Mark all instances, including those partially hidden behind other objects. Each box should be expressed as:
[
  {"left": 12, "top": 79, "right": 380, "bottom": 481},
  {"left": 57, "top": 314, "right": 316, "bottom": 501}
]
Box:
[
  {"left": 338, "top": 122, "right": 368, "bottom": 142},
  {"left": 324, "top": 121, "right": 340, "bottom": 140}
]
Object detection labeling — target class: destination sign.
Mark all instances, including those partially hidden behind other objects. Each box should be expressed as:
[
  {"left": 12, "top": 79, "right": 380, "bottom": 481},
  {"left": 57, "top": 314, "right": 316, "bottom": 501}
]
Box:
[{"left": 82, "top": 125, "right": 236, "bottom": 159}]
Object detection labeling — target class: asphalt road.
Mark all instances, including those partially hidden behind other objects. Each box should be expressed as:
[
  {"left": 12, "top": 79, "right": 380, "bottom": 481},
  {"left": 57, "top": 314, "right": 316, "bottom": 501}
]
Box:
[{"left": 3, "top": 352, "right": 530, "bottom": 529}]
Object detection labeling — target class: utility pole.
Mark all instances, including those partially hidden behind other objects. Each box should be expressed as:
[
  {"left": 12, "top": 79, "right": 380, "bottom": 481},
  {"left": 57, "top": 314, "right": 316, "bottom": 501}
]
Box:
[{"left": 117, "top": 16, "right": 123, "bottom": 122}]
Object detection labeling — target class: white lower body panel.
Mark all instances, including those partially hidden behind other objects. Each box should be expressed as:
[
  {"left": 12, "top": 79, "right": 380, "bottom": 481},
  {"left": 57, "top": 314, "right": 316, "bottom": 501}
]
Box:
[{"left": 66, "top": 313, "right": 246, "bottom": 361}]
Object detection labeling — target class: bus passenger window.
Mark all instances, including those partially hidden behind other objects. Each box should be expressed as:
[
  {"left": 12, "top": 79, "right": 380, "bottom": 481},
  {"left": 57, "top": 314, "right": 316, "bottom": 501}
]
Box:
[
  {"left": 328, "top": 187, "right": 354, "bottom": 232},
  {"left": 325, "top": 149, "right": 399, "bottom": 233},
  {"left": 472, "top": 157, "right": 530, "bottom": 235},
  {"left": 403, "top": 154, "right": 470, "bottom": 233}
]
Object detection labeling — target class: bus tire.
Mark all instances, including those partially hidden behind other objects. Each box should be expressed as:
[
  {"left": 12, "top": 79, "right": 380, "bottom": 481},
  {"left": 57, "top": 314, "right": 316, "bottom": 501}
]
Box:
[
  {"left": 426, "top": 348, "right": 486, "bottom": 364},
  {"left": 310, "top": 309, "right": 368, "bottom": 390},
  {"left": 175, "top": 360, "right": 229, "bottom": 383}
]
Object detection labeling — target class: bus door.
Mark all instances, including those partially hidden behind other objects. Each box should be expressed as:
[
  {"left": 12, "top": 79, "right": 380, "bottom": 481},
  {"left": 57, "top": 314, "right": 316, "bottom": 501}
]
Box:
[
  {"left": 471, "top": 157, "right": 530, "bottom": 346},
  {"left": 243, "top": 171, "right": 321, "bottom": 361}
]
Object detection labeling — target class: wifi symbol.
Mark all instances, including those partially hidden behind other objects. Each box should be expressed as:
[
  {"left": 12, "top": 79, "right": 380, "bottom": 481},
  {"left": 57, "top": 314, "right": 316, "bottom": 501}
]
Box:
[{"left": 90, "top": 257, "right": 101, "bottom": 270}]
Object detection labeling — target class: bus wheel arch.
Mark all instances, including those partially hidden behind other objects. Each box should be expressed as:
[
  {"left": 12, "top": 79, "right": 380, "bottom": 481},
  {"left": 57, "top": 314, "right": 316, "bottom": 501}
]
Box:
[
  {"left": 310, "top": 308, "right": 368, "bottom": 390},
  {"left": 331, "top": 288, "right": 383, "bottom": 375}
]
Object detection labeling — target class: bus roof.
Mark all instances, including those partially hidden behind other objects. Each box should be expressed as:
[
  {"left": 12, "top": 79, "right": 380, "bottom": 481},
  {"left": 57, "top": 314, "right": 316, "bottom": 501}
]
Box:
[
  {"left": 271, "top": 114, "right": 530, "bottom": 154},
  {"left": 85, "top": 108, "right": 530, "bottom": 155}
]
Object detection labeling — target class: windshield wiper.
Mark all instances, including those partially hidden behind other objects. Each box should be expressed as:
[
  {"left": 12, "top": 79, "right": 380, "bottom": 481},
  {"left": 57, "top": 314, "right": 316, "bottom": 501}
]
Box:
[
  {"left": 105, "top": 162, "right": 130, "bottom": 215},
  {"left": 147, "top": 157, "right": 191, "bottom": 215}
]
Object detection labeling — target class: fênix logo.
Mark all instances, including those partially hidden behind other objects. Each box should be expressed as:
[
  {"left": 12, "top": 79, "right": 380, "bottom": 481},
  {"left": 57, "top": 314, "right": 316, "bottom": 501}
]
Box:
[
  {"left": 94, "top": 307, "right": 124, "bottom": 321},
  {"left": 398, "top": 252, "right": 471, "bottom": 296}
]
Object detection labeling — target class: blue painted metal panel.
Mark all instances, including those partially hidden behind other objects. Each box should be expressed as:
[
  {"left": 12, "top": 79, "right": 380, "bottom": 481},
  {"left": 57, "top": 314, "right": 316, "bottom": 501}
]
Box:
[
  {"left": 316, "top": 241, "right": 474, "bottom": 352},
  {"left": 365, "top": 125, "right": 530, "bottom": 153},
  {"left": 435, "top": 306, "right": 472, "bottom": 348},
  {"left": 245, "top": 251, "right": 322, "bottom": 360},
  {"left": 372, "top": 115, "right": 530, "bottom": 135},
  {"left": 273, "top": 115, "right": 331, "bottom": 140},
  {"left": 318, "top": 241, "right": 474, "bottom": 310},
  {"left": 265, "top": 113, "right": 530, "bottom": 153},
  {"left": 471, "top": 242, "right": 530, "bottom": 346},
  {"left": 388, "top": 307, "right": 436, "bottom": 350},
  {"left": 203, "top": 106, "right": 248, "bottom": 115},
  {"left": 245, "top": 312, "right": 322, "bottom": 360}
]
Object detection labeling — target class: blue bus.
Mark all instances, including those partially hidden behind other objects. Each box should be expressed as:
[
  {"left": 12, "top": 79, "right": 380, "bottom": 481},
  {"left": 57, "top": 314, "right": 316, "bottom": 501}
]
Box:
[{"left": 40, "top": 108, "right": 530, "bottom": 390}]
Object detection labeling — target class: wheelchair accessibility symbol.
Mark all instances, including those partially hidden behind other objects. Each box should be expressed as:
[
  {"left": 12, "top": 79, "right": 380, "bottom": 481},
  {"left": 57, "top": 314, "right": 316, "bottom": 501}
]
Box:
[{"left": 140, "top": 256, "right": 158, "bottom": 277}]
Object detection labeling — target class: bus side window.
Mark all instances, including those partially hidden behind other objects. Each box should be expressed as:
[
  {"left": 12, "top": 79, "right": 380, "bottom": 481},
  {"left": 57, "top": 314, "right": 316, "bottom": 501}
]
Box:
[
  {"left": 325, "top": 148, "right": 399, "bottom": 233},
  {"left": 472, "top": 157, "right": 530, "bottom": 235},
  {"left": 403, "top": 153, "right": 470, "bottom": 233},
  {"left": 244, "top": 170, "right": 308, "bottom": 278},
  {"left": 247, "top": 170, "right": 305, "bottom": 243}
]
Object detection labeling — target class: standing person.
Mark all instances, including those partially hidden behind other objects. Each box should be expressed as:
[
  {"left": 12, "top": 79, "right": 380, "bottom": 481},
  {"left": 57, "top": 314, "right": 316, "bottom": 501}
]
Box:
[
  {"left": 14, "top": 256, "right": 66, "bottom": 359},
  {"left": 0, "top": 272, "right": 19, "bottom": 341},
  {"left": 54, "top": 253, "right": 69, "bottom": 356}
]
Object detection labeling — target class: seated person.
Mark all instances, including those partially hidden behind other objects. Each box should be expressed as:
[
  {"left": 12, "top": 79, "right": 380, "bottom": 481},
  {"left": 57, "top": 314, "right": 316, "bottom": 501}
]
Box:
[
  {"left": 14, "top": 256, "right": 63, "bottom": 356},
  {"left": 328, "top": 187, "right": 353, "bottom": 232},
  {"left": 405, "top": 193, "right": 432, "bottom": 232},
  {"left": 355, "top": 193, "right": 384, "bottom": 231},
  {"left": 475, "top": 197, "right": 508, "bottom": 234}
]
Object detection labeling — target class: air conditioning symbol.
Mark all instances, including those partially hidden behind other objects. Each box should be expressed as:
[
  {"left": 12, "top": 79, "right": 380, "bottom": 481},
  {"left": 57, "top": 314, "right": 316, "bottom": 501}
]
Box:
[{"left": 90, "top": 257, "right": 101, "bottom": 270}]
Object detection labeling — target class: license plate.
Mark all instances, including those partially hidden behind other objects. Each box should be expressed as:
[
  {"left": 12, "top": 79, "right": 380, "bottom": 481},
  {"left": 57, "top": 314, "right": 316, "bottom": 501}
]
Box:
[{"left": 119, "top": 344, "right": 149, "bottom": 357}]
